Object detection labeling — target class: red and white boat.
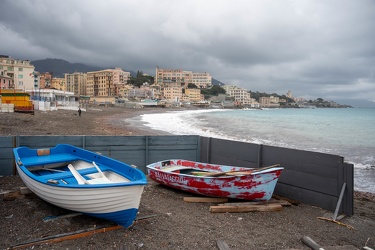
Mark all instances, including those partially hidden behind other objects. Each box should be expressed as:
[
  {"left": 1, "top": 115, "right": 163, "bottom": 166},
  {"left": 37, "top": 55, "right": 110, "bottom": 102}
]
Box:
[{"left": 146, "top": 159, "right": 283, "bottom": 201}]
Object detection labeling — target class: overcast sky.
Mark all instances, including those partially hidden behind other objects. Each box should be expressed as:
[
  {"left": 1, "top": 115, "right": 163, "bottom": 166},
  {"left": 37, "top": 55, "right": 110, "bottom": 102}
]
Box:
[{"left": 1, "top": 0, "right": 375, "bottom": 106}]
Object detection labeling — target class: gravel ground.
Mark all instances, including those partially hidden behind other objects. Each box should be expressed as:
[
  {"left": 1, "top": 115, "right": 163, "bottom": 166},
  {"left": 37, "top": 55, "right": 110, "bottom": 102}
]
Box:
[{"left": 1, "top": 106, "right": 375, "bottom": 250}]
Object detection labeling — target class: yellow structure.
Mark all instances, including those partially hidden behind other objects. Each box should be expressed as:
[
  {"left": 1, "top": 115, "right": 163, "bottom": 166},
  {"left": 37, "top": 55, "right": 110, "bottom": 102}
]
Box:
[{"left": 0, "top": 89, "right": 34, "bottom": 112}]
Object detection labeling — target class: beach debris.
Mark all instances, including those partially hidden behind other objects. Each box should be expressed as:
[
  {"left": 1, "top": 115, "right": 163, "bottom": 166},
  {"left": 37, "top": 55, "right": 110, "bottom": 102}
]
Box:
[
  {"left": 210, "top": 203, "right": 283, "bottom": 213},
  {"left": 5, "top": 214, "right": 13, "bottom": 219},
  {"left": 209, "top": 197, "right": 292, "bottom": 213},
  {"left": 10, "top": 224, "right": 123, "bottom": 249},
  {"left": 9, "top": 214, "right": 159, "bottom": 249},
  {"left": 363, "top": 238, "right": 374, "bottom": 250},
  {"left": 301, "top": 236, "right": 324, "bottom": 250},
  {"left": 317, "top": 216, "right": 354, "bottom": 230},
  {"left": 216, "top": 239, "right": 230, "bottom": 250}
]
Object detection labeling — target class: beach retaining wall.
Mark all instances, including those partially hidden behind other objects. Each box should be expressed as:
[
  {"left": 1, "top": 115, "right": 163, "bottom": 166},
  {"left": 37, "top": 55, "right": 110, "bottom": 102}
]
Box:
[{"left": 0, "top": 135, "right": 353, "bottom": 216}]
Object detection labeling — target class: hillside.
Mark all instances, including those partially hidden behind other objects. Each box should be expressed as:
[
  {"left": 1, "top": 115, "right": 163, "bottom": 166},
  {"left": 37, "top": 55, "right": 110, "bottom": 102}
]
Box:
[{"left": 32, "top": 58, "right": 104, "bottom": 78}]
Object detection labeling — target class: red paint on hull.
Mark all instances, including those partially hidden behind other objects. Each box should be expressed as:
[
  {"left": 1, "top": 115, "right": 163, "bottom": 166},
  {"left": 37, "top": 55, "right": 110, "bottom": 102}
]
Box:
[{"left": 147, "top": 160, "right": 283, "bottom": 201}]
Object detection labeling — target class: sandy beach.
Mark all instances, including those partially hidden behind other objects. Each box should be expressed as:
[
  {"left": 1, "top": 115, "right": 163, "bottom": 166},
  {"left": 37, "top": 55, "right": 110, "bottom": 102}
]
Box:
[{"left": 1, "top": 106, "right": 375, "bottom": 250}]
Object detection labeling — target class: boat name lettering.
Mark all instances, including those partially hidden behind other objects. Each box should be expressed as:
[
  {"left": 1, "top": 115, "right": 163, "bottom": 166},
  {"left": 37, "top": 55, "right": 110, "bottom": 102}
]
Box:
[{"left": 155, "top": 172, "right": 188, "bottom": 184}]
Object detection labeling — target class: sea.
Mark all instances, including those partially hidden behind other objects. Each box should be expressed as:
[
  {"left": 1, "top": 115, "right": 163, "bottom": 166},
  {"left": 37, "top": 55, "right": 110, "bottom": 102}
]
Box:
[{"left": 129, "top": 107, "right": 375, "bottom": 194}]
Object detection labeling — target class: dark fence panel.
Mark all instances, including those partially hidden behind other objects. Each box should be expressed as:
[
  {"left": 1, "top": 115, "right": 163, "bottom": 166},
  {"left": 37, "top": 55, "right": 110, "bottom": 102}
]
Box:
[
  {"left": 84, "top": 136, "right": 148, "bottom": 172},
  {"left": 200, "top": 137, "right": 260, "bottom": 168},
  {"left": 147, "top": 135, "right": 200, "bottom": 166},
  {"left": 200, "top": 137, "right": 354, "bottom": 216},
  {"left": 1, "top": 135, "right": 200, "bottom": 176},
  {"left": 15, "top": 136, "right": 84, "bottom": 148},
  {"left": 0, "top": 137, "right": 16, "bottom": 176},
  {"left": 261, "top": 144, "right": 353, "bottom": 215}
]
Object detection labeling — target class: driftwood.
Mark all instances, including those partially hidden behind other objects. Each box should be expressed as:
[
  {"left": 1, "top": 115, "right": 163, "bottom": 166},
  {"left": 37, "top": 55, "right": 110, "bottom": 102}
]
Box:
[
  {"left": 10, "top": 214, "right": 159, "bottom": 249},
  {"left": 317, "top": 216, "right": 354, "bottom": 230},
  {"left": 210, "top": 203, "right": 283, "bottom": 213},
  {"left": 183, "top": 197, "right": 228, "bottom": 203},
  {"left": 10, "top": 225, "right": 123, "bottom": 249}
]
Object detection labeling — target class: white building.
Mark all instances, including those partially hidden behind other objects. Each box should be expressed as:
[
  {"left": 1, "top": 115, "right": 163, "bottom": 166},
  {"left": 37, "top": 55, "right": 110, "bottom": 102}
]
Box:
[
  {"left": 0, "top": 55, "right": 35, "bottom": 90},
  {"left": 26, "top": 89, "right": 78, "bottom": 111}
]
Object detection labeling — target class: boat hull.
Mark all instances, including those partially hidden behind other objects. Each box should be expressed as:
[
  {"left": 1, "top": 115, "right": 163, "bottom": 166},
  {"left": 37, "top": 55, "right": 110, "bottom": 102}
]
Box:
[
  {"left": 147, "top": 159, "right": 283, "bottom": 201},
  {"left": 13, "top": 144, "right": 147, "bottom": 227}
]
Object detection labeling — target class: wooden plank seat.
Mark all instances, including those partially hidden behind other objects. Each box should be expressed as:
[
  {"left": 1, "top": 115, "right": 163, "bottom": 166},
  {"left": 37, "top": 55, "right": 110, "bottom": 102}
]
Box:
[
  {"left": 37, "top": 166, "right": 105, "bottom": 181},
  {"left": 68, "top": 162, "right": 113, "bottom": 185}
]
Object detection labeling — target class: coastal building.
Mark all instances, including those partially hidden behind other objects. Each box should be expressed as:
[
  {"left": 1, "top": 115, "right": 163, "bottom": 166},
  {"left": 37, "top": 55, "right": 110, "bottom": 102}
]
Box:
[
  {"left": 163, "top": 85, "right": 183, "bottom": 102},
  {"left": 155, "top": 67, "right": 212, "bottom": 89},
  {"left": 39, "top": 72, "right": 52, "bottom": 89},
  {"left": 65, "top": 72, "right": 87, "bottom": 96},
  {"left": 86, "top": 68, "right": 130, "bottom": 98},
  {"left": 86, "top": 69, "right": 114, "bottom": 97},
  {"left": 192, "top": 72, "right": 212, "bottom": 89},
  {"left": 222, "top": 85, "right": 258, "bottom": 107},
  {"left": 184, "top": 88, "right": 204, "bottom": 102},
  {"left": 128, "top": 86, "right": 155, "bottom": 100},
  {"left": 117, "top": 84, "right": 133, "bottom": 98},
  {"left": 26, "top": 89, "right": 77, "bottom": 111},
  {"left": 0, "top": 69, "right": 13, "bottom": 89},
  {"left": 0, "top": 55, "right": 35, "bottom": 90},
  {"left": 259, "top": 96, "right": 280, "bottom": 108},
  {"left": 51, "top": 77, "right": 66, "bottom": 91}
]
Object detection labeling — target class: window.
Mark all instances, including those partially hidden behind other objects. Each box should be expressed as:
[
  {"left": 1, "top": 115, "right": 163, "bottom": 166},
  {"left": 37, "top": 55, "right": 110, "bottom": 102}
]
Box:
[
  {"left": 19, "top": 68, "right": 23, "bottom": 72},
  {"left": 19, "top": 74, "right": 23, "bottom": 78}
]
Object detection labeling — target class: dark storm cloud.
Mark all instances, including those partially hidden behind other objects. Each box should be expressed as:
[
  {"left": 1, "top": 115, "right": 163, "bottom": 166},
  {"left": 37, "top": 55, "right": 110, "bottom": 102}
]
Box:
[{"left": 1, "top": 0, "right": 375, "bottom": 106}]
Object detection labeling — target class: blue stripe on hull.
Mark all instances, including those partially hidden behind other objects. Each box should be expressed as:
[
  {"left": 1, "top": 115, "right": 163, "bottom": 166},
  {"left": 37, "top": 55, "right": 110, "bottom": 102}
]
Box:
[{"left": 85, "top": 208, "right": 138, "bottom": 228}]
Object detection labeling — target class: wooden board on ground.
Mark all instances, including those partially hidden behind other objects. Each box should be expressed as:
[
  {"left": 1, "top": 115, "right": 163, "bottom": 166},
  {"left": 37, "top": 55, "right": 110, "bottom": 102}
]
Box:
[
  {"left": 210, "top": 203, "right": 283, "bottom": 213},
  {"left": 183, "top": 197, "right": 228, "bottom": 203},
  {"left": 219, "top": 198, "right": 292, "bottom": 207}
]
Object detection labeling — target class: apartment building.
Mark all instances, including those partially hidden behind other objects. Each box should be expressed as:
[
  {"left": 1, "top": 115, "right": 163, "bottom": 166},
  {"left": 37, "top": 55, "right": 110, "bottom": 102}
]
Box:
[
  {"left": 0, "top": 69, "right": 13, "bottom": 89},
  {"left": 0, "top": 55, "right": 35, "bottom": 90},
  {"left": 65, "top": 72, "right": 87, "bottom": 96},
  {"left": 184, "top": 88, "right": 204, "bottom": 102},
  {"left": 155, "top": 67, "right": 212, "bottom": 101},
  {"left": 155, "top": 67, "right": 212, "bottom": 89},
  {"left": 259, "top": 96, "right": 280, "bottom": 108},
  {"left": 39, "top": 72, "right": 52, "bottom": 89},
  {"left": 86, "top": 70, "right": 114, "bottom": 97},
  {"left": 222, "top": 85, "right": 257, "bottom": 105},
  {"left": 51, "top": 77, "right": 66, "bottom": 91},
  {"left": 192, "top": 72, "right": 212, "bottom": 89},
  {"left": 128, "top": 86, "right": 155, "bottom": 100},
  {"left": 85, "top": 68, "right": 131, "bottom": 97},
  {"left": 163, "top": 86, "right": 183, "bottom": 102}
]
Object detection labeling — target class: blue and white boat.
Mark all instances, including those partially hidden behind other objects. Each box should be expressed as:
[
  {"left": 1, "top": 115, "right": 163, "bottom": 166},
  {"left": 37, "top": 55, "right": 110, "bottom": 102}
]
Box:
[{"left": 13, "top": 144, "right": 147, "bottom": 228}]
